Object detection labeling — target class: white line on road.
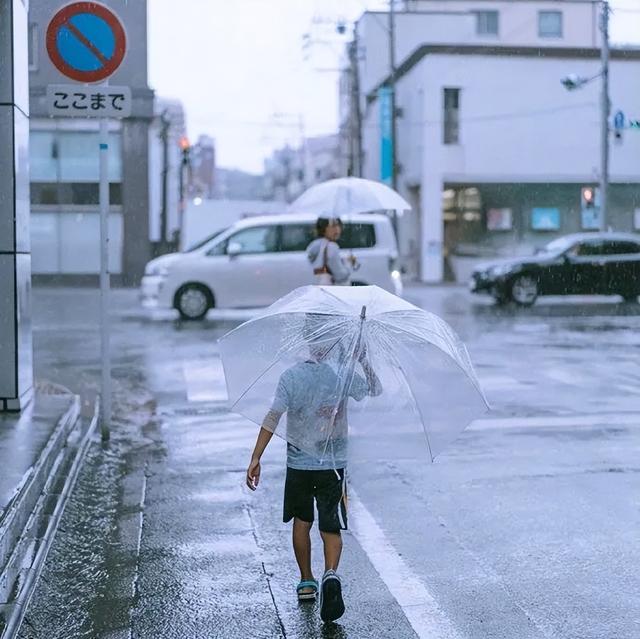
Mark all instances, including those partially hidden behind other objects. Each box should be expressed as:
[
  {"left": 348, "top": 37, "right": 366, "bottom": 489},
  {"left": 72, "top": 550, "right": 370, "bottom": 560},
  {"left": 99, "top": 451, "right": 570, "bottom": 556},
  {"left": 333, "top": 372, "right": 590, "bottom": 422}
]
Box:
[
  {"left": 349, "top": 488, "right": 463, "bottom": 639},
  {"left": 471, "top": 412, "right": 640, "bottom": 430},
  {"left": 183, "top": 357, "right": 229, "bottom": 402}
]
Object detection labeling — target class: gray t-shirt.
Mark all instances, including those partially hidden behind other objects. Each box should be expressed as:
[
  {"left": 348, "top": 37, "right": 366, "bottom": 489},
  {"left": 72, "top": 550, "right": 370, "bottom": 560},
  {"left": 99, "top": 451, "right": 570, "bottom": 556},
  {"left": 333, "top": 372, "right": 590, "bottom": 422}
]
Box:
[{"left": 272, "top": 361, "right": 368, "bottom": 470}]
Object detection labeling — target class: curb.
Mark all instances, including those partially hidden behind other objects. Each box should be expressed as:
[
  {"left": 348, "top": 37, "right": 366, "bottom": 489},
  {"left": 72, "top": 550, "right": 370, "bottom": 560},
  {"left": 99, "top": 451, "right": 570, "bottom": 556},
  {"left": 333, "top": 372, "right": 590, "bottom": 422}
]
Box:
[{"left": 0, "top": 398, "right": 99, "bottom": 638}]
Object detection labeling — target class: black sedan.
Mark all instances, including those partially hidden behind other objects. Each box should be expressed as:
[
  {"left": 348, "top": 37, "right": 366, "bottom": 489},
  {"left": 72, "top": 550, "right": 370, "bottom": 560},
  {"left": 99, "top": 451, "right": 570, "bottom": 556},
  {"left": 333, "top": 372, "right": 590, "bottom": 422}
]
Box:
[{"left": 469, "top": 233, "right": 640, "bottom": 306}]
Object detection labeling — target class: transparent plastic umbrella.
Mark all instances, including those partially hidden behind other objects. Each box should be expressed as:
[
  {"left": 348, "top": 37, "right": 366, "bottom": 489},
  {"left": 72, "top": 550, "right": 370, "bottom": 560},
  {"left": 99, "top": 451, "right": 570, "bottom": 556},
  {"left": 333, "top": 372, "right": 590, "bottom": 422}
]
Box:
[
  {"left": 219, "top": 286, "right": 488, "bottom": 466},
  {"left": 288, "top": 177, "right": 411, "bottom": 217}
]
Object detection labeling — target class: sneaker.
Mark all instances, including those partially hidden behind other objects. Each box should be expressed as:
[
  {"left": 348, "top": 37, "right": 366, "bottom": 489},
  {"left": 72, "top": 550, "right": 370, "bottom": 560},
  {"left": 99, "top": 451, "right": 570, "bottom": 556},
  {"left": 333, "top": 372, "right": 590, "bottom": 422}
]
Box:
[{"left": 319, "top": 569, "right": 345, "bottom": 622}]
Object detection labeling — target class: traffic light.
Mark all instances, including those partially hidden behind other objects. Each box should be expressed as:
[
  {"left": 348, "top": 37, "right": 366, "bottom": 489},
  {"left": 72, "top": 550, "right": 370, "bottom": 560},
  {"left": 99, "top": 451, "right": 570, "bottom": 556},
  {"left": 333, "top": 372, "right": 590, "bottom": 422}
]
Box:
[
  {"left": 581, "top": 187, "right": 595, "bottom": 209},
  {"left": 179, "top": 136, "right": 190, "bottom": 165}
]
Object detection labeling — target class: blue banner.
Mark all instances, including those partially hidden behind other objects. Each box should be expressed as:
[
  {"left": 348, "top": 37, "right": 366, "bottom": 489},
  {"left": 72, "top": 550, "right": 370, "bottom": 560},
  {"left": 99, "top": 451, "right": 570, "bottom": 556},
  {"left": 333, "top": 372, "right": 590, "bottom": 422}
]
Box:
[{"left": 379, "top": 86, "right": 393, "bottom": 186}]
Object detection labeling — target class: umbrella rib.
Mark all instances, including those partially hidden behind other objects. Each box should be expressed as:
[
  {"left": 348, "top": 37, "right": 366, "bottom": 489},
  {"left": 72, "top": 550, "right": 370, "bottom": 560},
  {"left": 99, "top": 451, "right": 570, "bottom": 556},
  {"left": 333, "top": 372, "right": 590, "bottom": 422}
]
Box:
[
  {"left": 396, "top": 362, "right": 435, "bottom": 463},
  {"left": 372, "top": 315, "right": 489, "bottom": 407}
]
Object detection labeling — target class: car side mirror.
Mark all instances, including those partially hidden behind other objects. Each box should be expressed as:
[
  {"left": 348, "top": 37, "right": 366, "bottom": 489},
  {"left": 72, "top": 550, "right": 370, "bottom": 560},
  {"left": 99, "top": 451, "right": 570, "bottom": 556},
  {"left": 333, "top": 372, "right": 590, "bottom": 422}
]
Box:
[{"left": 227, "top": 241, "right": 242, "bottom": 257}]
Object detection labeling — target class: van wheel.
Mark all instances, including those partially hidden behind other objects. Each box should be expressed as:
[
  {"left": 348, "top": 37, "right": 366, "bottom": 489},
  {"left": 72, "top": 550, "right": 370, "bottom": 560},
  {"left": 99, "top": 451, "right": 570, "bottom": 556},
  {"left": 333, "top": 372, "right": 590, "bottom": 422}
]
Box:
[{"left": 175, "top": 284, "right": 214, "bottom": 320}]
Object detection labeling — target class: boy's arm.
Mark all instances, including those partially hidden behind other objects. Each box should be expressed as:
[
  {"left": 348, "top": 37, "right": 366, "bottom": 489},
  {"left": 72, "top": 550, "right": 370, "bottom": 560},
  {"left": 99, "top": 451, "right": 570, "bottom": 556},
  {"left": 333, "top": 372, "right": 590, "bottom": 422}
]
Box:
[{"left": 246, "top": 410, "right": 282, "bottom": 491}]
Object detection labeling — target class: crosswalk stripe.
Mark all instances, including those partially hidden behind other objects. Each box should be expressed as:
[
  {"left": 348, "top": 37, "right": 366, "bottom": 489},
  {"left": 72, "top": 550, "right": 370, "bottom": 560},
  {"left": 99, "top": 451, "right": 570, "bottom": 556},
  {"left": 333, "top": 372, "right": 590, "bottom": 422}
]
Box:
[
  {"left": 471, "top": 412, "right": 640, "bottom": 430},
  {"left": 183, "top": 357, "right": 229, "bottom": 402}
]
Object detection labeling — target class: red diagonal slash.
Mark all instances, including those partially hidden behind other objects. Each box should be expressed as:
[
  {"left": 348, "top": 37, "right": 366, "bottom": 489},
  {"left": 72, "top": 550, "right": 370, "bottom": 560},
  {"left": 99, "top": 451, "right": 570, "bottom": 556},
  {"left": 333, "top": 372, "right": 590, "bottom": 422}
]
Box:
[{"left": 63, "top": 19, "right": 109, "bottom": 66}]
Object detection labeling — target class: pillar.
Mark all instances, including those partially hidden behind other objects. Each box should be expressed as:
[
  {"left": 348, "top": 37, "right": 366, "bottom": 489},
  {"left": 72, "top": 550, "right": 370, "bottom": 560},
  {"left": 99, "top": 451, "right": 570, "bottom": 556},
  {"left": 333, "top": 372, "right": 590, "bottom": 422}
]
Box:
[
  {"left": 420, "top": 175, "right": 444, "bottom": 283},
  {"left": 0, "top": 0, "right": 32, "bottom": 411}
]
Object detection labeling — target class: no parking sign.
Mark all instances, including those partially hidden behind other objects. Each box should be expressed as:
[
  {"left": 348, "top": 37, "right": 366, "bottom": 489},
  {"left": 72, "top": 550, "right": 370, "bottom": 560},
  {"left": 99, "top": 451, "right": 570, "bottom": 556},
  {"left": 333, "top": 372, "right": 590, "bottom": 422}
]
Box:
[
  {"left": 45, "top": 2, "right": 131, "bottom": 117},
  {"left": 46, "top": 1, "right": 126, "bottom": 83},
  {"left": 44, "top": 2, "right": 128, "bottom": 433}
]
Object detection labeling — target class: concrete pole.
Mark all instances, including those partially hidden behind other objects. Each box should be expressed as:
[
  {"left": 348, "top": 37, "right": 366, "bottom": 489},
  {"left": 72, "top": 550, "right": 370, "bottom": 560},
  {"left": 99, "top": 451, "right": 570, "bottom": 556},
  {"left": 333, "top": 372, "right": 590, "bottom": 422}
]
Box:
[
  {"left": 388, "top": 0, "right": 400, "bottom": 244},
  {"left": 599, "top": 0, "right": 610, "bottom": 232},
  {"left": 388, "top": 0, "right": 397, "bottom": 191}
]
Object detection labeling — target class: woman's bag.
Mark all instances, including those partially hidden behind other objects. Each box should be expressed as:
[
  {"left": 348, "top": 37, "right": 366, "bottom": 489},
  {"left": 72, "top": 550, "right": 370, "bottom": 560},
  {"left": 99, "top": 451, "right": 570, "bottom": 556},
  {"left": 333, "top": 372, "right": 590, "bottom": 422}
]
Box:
[{"left": 313, "top": 241, "right": 334, "bottom": 285}]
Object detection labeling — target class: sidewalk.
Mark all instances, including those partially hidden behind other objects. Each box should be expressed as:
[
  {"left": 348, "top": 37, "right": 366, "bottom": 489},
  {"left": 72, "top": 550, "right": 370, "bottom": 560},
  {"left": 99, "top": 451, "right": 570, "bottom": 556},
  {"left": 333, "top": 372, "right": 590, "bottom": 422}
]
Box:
[{"left": 126, "top": 405, "right": 420, "bottom": 639}]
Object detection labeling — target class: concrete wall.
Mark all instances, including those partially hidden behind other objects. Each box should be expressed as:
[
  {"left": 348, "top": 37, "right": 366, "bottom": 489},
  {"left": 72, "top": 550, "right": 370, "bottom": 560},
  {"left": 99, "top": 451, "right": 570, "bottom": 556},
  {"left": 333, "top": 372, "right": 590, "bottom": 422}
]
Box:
[
  {"left": 402, "top": 1, "right": 599, "bottom": 47},
  {"left": 357, "top": 2, "right": 598, "bottom": 98},
  {"left": 1, "top": 0, "right": 33, "bottom": 410}
]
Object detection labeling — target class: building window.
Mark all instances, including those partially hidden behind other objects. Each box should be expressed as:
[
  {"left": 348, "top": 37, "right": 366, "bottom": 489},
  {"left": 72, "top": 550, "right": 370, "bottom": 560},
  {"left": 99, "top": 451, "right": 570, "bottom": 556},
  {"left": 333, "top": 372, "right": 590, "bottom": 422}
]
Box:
[
  {"left": 539, "top": 11, "right": 563, "bottom": 38},
  {"left": 30, "top": 130, "right": 123, "bottom": 205},
  {"left": 28, "top": 23, "right": 38, "bottom": 70},
  {"left": 443, "top": 88, "right": 460, "bottom": 145},
  {"left": 475, "top": 11, "right": 499, "bottom": 36}
]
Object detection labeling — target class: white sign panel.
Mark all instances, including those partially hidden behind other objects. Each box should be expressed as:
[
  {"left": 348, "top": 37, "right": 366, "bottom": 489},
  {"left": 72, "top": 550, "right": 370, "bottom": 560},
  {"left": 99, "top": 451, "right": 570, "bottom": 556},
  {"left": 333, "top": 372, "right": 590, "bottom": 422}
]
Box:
[{"left": 46, "top": 84, "right": 132, "bottom": 118}]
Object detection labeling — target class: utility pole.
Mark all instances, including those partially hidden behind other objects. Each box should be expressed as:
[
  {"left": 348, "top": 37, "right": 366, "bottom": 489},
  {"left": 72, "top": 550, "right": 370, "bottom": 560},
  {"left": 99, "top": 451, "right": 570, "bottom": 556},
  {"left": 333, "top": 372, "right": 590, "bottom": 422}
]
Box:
[
  {"left": 348, "top": 35, "right": 363, "bottom": 177},
  {"left": 159, "top": 110, "right": 170, "bottom": 253},
  {"left": 599, "top": 0, "right": 610, "bottom": 232},
  {"left": 388, "top": 0, "right": 397, "bottom": 190}
]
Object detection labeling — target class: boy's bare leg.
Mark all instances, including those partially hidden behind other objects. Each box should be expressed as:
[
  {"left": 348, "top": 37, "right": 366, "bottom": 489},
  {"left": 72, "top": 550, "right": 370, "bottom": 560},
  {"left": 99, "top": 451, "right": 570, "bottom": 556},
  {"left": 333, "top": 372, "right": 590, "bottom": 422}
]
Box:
[
  {"left": 320, "top": 531, "right": 342, "bottom": 572},
  {"left": 293, "top": 518, "right": 315, "bottom": 591}
]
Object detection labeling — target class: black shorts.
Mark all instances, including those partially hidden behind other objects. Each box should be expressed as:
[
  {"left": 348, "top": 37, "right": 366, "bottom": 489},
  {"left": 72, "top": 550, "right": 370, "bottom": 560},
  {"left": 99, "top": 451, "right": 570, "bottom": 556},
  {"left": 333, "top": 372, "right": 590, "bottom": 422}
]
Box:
[{"left": 283, "top": 467, "right": 347, "bottom": 533}]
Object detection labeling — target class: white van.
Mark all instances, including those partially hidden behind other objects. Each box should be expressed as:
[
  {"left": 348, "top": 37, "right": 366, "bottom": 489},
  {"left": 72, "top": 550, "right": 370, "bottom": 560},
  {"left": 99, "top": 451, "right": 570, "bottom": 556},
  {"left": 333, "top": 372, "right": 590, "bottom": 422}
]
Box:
[{"left": 140, "top": 213, "right": 403, "bottom": 320}]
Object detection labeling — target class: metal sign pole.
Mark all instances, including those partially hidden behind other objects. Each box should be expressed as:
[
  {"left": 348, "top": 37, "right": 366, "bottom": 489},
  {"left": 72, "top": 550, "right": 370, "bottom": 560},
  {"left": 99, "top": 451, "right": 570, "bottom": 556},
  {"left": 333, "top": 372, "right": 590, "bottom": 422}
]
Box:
[{"left": 99, "top": 117, "right": 111, "bottom": 440}]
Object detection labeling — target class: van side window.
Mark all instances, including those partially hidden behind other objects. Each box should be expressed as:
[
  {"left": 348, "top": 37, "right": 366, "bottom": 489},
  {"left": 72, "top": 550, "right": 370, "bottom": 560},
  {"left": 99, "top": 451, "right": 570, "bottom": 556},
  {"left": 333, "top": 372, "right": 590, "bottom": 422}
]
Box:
[
  {"left": 339, "top": 223, "right": 376, "bottom": 250},
  {"left": 224, "top": 226, "right": 278, "bottom": 255},
  {"left": 206, "top": 239, "right": 227, "bottom": 256},
  {"left": 280, "top": 223, "right": 316, "bottom": 252}
]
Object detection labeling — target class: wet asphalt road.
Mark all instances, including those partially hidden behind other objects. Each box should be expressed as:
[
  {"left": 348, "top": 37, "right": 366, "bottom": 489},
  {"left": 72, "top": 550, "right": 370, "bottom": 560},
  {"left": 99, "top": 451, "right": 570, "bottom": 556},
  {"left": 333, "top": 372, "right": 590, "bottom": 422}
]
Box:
[{"left": 19, "top": 285, "right": 640, "bottom": 639}]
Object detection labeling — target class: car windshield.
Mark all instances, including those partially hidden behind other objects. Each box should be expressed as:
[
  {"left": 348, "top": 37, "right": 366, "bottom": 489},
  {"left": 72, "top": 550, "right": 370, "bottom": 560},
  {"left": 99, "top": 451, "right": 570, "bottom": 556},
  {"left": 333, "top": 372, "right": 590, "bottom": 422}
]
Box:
[
  {"left": 539, "top": 236, "right": 576, "bottom": 255},
  {"left": 183, "top": 228, "right": 228, "bottom": 252}
]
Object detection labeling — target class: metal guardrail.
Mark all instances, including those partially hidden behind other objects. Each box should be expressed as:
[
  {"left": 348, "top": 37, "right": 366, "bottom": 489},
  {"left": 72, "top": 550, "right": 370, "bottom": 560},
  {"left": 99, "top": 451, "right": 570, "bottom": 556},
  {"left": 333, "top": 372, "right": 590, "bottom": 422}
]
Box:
[{"left": 1, "top": 398, "right": 100, "bottom": 639}]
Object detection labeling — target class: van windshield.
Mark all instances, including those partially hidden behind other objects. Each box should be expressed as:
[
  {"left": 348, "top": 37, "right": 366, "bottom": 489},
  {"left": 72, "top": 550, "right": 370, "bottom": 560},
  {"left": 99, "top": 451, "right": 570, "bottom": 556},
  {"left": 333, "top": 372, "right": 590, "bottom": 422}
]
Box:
[{"left": 183, "top": 228, "right": 228, "bottom": 252}]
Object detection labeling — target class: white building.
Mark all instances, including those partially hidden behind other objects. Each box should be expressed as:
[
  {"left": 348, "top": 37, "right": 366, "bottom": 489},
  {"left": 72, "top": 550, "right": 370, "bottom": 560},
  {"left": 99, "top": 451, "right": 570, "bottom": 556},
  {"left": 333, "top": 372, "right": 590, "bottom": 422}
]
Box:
[{"left": 351, "top": 0, "right": 640, "bottom": 281}]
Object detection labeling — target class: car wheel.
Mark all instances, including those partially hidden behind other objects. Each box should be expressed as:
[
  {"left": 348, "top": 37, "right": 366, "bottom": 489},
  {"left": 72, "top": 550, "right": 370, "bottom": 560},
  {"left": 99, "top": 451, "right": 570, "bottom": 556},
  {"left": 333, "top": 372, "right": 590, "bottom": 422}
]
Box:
[
  {"left": 510, "top": 275, "right": 538, "bottom": 306},
  {"left": 175, "top": 284, "right": 213, "bottom": 320}
]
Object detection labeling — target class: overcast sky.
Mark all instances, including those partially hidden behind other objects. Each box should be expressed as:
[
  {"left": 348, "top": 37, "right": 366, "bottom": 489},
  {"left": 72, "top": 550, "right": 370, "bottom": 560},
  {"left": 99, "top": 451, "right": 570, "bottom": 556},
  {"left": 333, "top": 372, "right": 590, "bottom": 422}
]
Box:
[{"left": 148, "top": 0, "right": 640, "bottom": 174}]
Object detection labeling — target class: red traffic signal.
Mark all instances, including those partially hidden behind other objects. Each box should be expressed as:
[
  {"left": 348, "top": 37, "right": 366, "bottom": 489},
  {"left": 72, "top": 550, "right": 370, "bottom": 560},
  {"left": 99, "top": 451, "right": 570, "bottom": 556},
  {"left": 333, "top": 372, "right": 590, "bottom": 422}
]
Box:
[{"left": 581, "top": 187, "right": 595, "bottom": 208}]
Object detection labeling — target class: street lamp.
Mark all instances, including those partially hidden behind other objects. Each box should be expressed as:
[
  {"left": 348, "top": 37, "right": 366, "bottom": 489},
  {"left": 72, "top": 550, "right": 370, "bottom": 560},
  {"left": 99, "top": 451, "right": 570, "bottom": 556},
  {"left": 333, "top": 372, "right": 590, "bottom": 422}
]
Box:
[{"left": 560, "top": 1, "right": 610, "bottom": 232}]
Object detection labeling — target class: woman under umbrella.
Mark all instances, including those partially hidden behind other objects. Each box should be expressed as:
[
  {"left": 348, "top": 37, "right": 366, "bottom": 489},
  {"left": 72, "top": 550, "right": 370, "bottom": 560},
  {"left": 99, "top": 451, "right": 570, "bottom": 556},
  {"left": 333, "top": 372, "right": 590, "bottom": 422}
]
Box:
[{"left": 306, "top": 217, "right": 356, "bottom": 286}]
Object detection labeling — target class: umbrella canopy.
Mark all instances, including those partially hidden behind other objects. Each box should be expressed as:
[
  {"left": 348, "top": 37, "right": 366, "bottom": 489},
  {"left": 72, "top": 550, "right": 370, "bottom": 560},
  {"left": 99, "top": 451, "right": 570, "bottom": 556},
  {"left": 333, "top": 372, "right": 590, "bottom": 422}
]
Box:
[
  {"left": 288, "top": 177, "right": 411, "bottom": 217},
  {"left": 220, "top": 286, "right": 488, "bottom": 466}
]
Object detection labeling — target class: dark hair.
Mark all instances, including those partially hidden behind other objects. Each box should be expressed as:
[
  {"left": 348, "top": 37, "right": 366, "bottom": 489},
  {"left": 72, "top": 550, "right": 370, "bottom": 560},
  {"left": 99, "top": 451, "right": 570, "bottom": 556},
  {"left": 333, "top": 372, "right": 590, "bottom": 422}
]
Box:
[
  {"left": 316, "top": 217, "right": 330, "bottom": 237},
  {"left": 315, "top": 217, "right": 342, "bottom": 237}
]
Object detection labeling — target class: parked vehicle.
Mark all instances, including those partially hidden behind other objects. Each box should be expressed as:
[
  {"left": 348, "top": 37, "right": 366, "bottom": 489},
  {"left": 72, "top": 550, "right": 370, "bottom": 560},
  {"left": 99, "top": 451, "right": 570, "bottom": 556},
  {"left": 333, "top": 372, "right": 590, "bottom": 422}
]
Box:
[
  {"left": 469, "top": 232, "right": 640, "bottom": 306},
  {"left": 141, "top": 213, "right": 403, "bottom": 320}
]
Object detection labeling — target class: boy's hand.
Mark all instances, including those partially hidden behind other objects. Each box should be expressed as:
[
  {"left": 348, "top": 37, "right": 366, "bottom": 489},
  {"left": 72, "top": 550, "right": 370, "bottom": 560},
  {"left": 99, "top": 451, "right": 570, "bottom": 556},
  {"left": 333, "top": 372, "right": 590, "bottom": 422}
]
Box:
[{"left": 246, "top": 458, "right": 261, "bottom": 491}]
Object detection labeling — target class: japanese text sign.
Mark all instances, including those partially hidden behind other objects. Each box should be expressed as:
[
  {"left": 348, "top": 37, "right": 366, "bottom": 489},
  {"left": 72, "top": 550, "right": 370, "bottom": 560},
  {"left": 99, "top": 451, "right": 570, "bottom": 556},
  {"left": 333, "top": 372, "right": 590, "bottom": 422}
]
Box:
[{"left": 47, "top": 84, "right": 132, "bottom": 118}]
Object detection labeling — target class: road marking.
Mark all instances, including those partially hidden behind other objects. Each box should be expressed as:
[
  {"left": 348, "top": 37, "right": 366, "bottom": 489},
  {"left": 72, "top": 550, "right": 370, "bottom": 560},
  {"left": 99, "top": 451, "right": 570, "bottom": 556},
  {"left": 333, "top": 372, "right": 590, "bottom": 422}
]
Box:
[
  {"left": 471, "top": 412, "right": 640, "bottom": 430},
  {"left": 349, "top": 488, "right": 462, "bottom": 639},
  {"left": 477, "top": 374, "right": 530, "bottom": 392},
  {"left": 183, "top": 357, "right": 228, "bottom": 402}
]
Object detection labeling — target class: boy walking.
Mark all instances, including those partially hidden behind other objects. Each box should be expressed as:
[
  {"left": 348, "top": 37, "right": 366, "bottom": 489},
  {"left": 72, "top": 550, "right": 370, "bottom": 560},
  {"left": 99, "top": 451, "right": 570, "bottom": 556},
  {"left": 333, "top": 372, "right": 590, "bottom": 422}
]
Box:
[{"left": 246, "top": 341, "right": 381, "bottom": 622}]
